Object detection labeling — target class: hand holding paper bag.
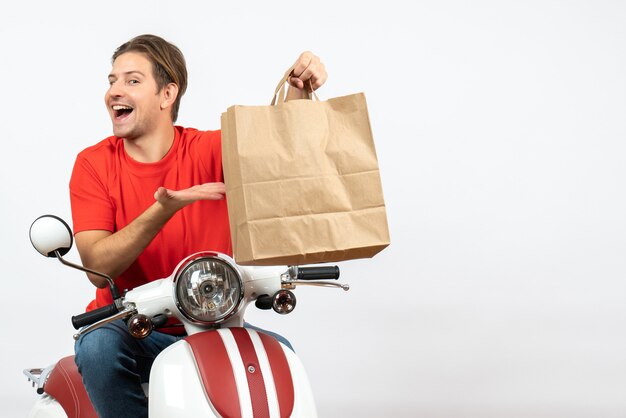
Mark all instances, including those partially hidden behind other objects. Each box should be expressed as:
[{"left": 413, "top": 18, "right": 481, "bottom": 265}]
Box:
[
  {"left": 221, "top": 62, "right": 390, "bottom": 265},
  {"left": 285, "top": 51, "right": 328, "bottom": 95}
]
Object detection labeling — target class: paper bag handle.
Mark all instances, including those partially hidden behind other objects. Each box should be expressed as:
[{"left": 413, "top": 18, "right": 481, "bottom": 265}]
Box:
[{"left": 271, "top": 66, "right": 320, "bottom": 106}]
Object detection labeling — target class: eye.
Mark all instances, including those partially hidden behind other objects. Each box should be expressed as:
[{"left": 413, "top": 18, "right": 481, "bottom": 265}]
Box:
[{"left": 128, "top": 79, "right": 139, "bottom": 85}]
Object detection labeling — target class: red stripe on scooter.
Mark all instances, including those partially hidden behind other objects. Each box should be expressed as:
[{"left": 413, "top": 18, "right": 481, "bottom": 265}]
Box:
[
  {"left": 186, "top": 331, "right": 241, "bottom": 418},
  {"left": 231, "top": 328, "right": 271, "bottom": 418},
  {"left": 258, "top": 333, "right": 295, "bottom": 417}
]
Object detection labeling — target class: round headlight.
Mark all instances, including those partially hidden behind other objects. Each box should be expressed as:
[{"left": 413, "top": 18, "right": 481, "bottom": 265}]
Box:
[{"left": 174, "top": 255, "right": 243, "bottom": 324}]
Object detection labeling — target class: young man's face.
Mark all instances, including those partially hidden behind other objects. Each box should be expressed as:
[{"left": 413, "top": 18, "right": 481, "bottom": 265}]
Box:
[{"left": 105, "top": 52, "right": 166, "bottom": 140}]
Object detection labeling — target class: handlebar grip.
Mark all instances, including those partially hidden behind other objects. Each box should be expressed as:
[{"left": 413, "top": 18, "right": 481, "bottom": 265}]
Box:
[
  {"left": 72, "top": 304, "right": 119, "bottom": 330},
  {"left": 297, "top": 266, "right": 340, "bottom": 280}
]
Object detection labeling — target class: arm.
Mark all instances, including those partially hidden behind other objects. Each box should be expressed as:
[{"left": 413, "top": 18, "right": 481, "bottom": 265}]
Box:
[
  {"left": 76, "top": 182, "right": 225, "bottom": 288},
  {"left": 286, "top": 51, "right": 328, "bottom": 101}
]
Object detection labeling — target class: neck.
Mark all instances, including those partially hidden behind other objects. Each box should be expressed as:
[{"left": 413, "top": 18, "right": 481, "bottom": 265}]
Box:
[{"left": 123, "top": 123, "right": 175, "bottom": 163}]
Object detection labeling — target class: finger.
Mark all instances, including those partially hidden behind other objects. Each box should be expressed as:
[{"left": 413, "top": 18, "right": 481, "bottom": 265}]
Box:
[
  {"left": 206, "top": 188, "right": 226, "bottom": 199},
  {"left": 154, "top": 187, "right": 168, "bottom": 202},
  {"left": 197, "top": 183, "right": 226, "bottom": 200},
  {"left": 200, "top": 191, "right": 225, "bottom": 200},
  {"left": 288, "top": 76, "right": 304, "bottom": 89},
  {"left": 296, "top": 65, "right": 317, "bottom": 86},
  {"left": 291, "top": 51, "right": 314, "bottom": 78},
  {"left": 292, "top": 56, "right": 326, "bottom": 90},
  {"left": 292, "top": 68, "right": 326, "bottom": 91},
  {"left": 309, "top": 71, "right": 327, "bottom": 90},
  {"left": 202, "top": 182, "right": 225, "bottom": 193}
]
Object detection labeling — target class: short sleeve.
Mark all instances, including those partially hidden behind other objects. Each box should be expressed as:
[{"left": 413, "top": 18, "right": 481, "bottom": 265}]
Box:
[
  {"left": 196, "top": 129, "right": 224, "bottom": 181},
  {"left": 69, "top": 153, "right": 115, "bottom": 234}
]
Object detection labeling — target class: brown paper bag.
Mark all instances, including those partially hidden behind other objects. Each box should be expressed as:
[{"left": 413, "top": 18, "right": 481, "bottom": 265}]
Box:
[{"left": 221, "top": 69, "right": 390, "bottom": 265}]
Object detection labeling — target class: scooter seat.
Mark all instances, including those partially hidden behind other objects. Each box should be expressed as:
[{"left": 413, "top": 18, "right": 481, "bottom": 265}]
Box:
[{"left": 45, "top": 356, "right": 98, "bottom": 418}]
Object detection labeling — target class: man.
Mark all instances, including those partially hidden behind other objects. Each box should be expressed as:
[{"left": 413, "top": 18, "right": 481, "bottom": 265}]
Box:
[{"left": 70, "top": 34, "right": 327, "bottom": 418}]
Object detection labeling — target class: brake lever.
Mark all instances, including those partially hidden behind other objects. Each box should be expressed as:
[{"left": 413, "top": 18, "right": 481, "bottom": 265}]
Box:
[
  {"left": 72, "top": 307, "right": 137, "bottom": 340},
  {"left": 283, "top": 280, "right": 350, "bottom": 291}
]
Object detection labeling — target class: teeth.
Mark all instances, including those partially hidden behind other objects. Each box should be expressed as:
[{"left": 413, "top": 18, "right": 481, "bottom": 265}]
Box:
[{"left": 112, "top": 105, "right": 132, "bottom": 110}]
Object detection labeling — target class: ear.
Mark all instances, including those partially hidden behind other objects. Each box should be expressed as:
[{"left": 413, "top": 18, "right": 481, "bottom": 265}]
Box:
[{"left": 160, "top": 83, "right": 179, "bottom": 111}]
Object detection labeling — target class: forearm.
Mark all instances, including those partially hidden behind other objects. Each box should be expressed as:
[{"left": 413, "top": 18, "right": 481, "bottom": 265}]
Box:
[{"left": 77, "top": 201, "right": 177, "bottom": 288}]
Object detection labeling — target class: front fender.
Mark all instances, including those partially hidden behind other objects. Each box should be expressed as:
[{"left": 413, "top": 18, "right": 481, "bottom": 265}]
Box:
[{"left": 149, "top": 328, "right": 316, "bottom": 417}]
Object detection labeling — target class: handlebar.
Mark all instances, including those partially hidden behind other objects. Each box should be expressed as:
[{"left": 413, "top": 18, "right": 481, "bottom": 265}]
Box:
[
  {"left": 296, "top": 266, "right": 340, "bottom": 281},
  {"left": 72, "top": 304, "right": 119, "bottom": 330}
]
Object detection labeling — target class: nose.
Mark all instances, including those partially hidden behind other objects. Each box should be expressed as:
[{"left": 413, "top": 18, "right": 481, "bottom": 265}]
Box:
[{"left": 107, "top": 80, "right": 124, "bottom": 99}]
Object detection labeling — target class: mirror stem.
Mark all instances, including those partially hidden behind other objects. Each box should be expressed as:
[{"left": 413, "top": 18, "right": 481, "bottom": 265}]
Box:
[{"left": 54, "top": 250, "right": 122, "bottom": 303}]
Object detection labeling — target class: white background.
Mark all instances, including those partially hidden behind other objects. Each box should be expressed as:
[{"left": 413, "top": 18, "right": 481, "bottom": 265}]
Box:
[{"left": 1, "top": 1, "right": 625, "bottom": 417}]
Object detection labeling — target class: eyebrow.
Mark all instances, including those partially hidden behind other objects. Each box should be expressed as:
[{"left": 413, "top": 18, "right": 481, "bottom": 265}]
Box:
[{"left": 108, "top": 70, "right": 146, "bottom": 80}]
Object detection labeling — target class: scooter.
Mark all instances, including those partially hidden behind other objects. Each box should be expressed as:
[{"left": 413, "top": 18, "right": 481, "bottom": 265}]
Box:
[{"left": 24, "top": 215, "right": 349, "bottom": 418}]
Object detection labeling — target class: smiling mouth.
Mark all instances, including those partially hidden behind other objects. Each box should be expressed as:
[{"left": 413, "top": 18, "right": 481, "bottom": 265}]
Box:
[{"left": 112, "top": 104, "right": 133, "bottom": 120}]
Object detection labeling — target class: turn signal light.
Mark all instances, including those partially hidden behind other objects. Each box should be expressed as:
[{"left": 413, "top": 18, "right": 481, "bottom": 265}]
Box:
[{"left": 127, "top": 314, "right": 153, "bottom": 339}]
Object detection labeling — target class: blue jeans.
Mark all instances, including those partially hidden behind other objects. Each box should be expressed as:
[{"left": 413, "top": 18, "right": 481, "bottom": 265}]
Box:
[{"left": 74, "top": 320, "right": 292, "bottom": 418}]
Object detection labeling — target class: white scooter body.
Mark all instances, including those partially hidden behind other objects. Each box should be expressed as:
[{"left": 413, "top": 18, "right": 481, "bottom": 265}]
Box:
[
  {"left": 122, "top": 261, "right": 318, "bottom": 417},
  {"left": 27, "top": 329, "right": 316, "bottom": 418},
  {"left": 149, "top": 331, "right": 316, "bottom": 417},
  {"left": 25, "top": 216, "right": 345, "bottom": 418}
]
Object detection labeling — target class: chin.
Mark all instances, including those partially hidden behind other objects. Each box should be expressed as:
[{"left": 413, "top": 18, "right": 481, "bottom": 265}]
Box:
[{"left": 112, "top": 126, "right": 134, "bottom": 140}]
